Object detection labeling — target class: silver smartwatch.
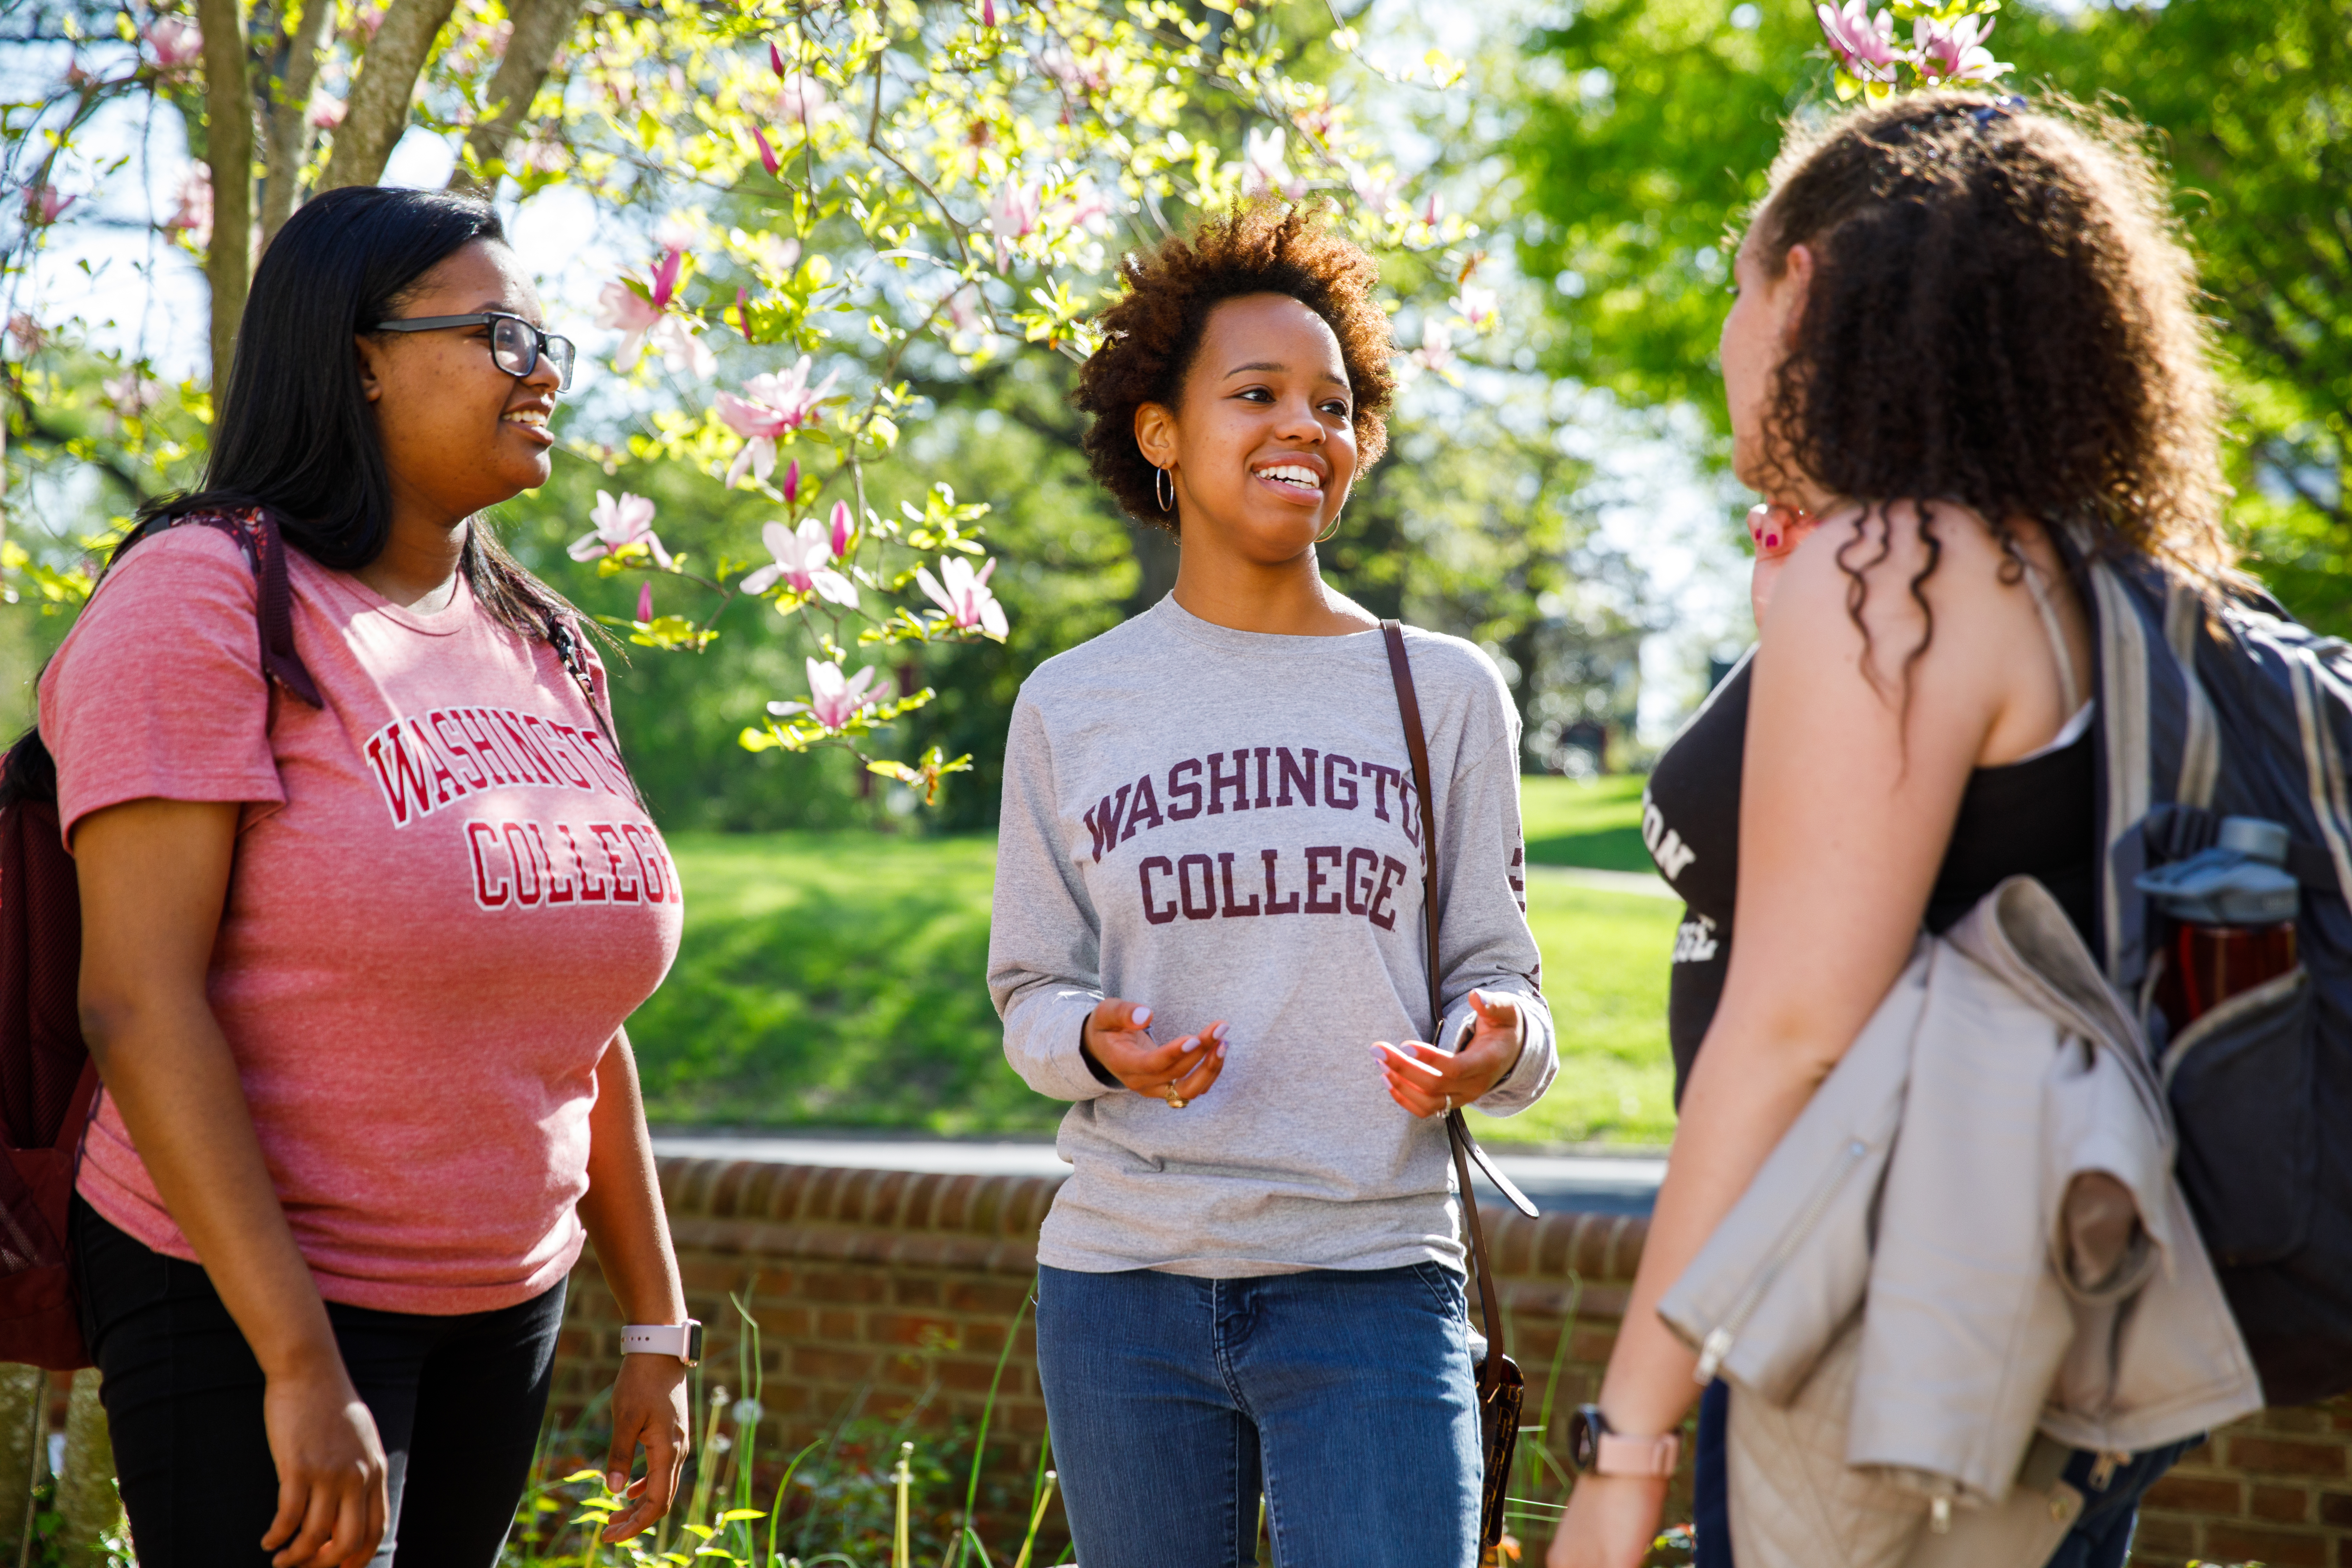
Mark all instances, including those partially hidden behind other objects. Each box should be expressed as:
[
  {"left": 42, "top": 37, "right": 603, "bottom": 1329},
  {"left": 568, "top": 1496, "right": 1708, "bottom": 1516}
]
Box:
[{"left": 621, "top": 1320, "right": 704, "bottom": 1366}]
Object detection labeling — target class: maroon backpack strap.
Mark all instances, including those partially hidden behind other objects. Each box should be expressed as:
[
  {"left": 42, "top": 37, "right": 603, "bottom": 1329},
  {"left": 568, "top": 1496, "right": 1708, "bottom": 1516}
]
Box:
[{"left": 168, "top": 507, "right": 324, "bottom": 709}]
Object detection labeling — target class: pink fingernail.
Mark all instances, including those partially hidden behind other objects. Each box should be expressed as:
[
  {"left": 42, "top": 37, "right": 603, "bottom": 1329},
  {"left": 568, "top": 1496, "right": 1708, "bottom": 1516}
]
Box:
[
  {"left": 1133, "top": 1006, "right": 1152, "bottom": 1027},
  {"left": 1210, "top": 1022, "right": 1228, "bottom": 1042},
  {"left": 608, "top": 1471, "right": 626, "bottom": 1494},
  {"left": 1216, "top": 1040, "right": 1227, "bottom": 1059}
]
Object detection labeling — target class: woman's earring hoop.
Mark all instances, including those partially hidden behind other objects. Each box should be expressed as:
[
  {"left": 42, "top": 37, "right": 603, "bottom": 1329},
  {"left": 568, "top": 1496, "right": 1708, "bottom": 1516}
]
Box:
[
  {"left": 1155, "top": 465, "right": 1174, "bottom": 513},
  {"left": 1314, "top": 511, "right": 1343, "bottom": 544}
]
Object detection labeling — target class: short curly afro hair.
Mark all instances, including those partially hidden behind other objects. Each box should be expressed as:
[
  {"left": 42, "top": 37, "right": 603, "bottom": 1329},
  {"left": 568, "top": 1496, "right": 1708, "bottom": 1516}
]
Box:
[{"left": 1074, "top": 202, "right": 1395, "bottom": 531}]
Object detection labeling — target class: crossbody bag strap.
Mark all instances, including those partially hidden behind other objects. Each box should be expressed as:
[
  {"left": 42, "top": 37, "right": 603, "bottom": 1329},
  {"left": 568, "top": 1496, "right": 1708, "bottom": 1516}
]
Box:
[
  {"left": 1380, "top": 619, "right": 1508, "bottom": 1399},
  {"left": 168, "top": 507, "right": 325, "bottom": 709}
]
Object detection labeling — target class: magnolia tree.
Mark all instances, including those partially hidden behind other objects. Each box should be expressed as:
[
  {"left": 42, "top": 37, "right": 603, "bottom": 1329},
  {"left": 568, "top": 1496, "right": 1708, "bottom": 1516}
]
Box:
[
  {"left": 1811, "top": 0, "right": 2011, "bottom": 98},
  {"left": 2, "top": 0, "right": 1494, "bottom": 797}
]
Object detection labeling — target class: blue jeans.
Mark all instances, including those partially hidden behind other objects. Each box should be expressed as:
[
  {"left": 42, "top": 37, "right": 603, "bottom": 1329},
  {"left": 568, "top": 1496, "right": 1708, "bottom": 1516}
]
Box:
[
  {"left": 1035, "top": 1263, "right": 1483, "bottom": 1568},
  {"left": 1693, "top": 1381, "right": 2193, "bottom": 1568}
]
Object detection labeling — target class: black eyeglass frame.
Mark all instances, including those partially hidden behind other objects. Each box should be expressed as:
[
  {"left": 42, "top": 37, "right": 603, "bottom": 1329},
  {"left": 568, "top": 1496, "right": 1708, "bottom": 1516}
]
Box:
[{"left": 371, "top": 310, "right": 576, "bottom": 393}]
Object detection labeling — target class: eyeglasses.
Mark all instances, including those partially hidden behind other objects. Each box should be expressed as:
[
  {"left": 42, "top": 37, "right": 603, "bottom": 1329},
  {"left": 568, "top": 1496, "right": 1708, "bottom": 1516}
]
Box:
[{"left": 371, "top": 310, "right": 576, "bottom": 393}]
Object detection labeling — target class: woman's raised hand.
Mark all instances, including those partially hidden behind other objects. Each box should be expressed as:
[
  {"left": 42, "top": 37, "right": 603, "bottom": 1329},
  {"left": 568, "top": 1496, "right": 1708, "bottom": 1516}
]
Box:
[
  {"left": 1084, "top": 1000, "right": 1228, "bottom": 1106},
  {"left": 1373, "top": 989, "right": 1525, "bottom": 1118}
]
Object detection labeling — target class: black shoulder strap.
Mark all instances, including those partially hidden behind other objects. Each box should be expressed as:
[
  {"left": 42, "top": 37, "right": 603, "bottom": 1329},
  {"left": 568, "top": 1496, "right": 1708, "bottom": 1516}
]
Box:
[{"left": 1380, "top": 619, "right": 1536, "bottom": 1397}]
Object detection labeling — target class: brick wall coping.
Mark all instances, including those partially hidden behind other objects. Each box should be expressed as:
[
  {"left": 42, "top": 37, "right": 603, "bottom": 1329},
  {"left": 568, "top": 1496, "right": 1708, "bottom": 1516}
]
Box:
[{"left": 653, "top": 1154, "right": 1650, "bottom": 1304}]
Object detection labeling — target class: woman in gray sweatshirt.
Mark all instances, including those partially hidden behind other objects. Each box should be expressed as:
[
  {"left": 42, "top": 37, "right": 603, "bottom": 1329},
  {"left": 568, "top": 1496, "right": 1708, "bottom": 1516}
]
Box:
[{"left": 986, "top": 202, "right": 1559, "bottom": 1568}]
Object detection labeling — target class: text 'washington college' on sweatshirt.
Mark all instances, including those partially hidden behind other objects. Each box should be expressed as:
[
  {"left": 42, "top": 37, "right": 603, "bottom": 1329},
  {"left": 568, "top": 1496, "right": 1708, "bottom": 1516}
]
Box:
[{"left": 987, "top": 596, "right": 1559, "bottom": 1277}]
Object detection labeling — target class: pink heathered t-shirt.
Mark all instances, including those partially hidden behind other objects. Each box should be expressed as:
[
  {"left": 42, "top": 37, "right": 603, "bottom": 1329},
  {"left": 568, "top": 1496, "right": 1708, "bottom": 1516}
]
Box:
[{"left": 39, "top": 523, "right": 683, "bottom": 1316}]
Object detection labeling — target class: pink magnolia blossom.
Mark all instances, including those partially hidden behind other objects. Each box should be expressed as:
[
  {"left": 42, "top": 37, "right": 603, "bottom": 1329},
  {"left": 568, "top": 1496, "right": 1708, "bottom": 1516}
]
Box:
[
  {"left": 1816, "top": 0, "right": 1902, "bottom": 82},
  {"left": 782, "top": 459, "right": 802, "bottom": 504},
  {"left": 942, "top": 285, "right": 982, "bottom": 336},
  {"left": 716, "top": 356, "right": 840, "bottom": 487},
  {"left": 770, "top": 41, "right": 788, "bottom": 77},
  {"left": 595, "top": 279, "right": 662, "bottom": 362},
  {"left": 1413, "top": 317, "right": 1456, "bottom": 377},
  {"left": 101, "top": 370, "right": 164, "bottom": 417},
  {"left": 568, "top": 490, "right": 672, "bottom": 567},
  {"left": 770, "top": 658, "right": 882, "bottom": 732},
  {"left": 636, "top": 581, "right": 655, "bottom": 622},
  {"left": 1241, "top": 127, "right": 1305, "bottom": 201},
  {"left": 5, "top": 314, "right": 44, "bottom": 356},
  {"left": 29, "top": 187, "right": 73, "bottom": 225},
  {"left": 1452, "top": 284, "right": 1498, "bottom": 332},
  {"left": 751, "top": 126, "right": 780, "bottom": 176},
  {"left": 145, "top": 16, "right": 202, "bottom": 71},
  {"left": 776, "top": 72, "right": 827, "bottom": 129},
  {"left": 987, "top": 182, "right": 1042, "bottom": 268},
  {"left": 168, "top": 164, "right": 212, "bottom": 247},
  {"left": 1420, "top": 191, "right": 1443, "bottom": 227},
  {"left": 1035, "top": 44, "right": 1105, "bottom": 93},
  {"left": 740, "top": 517, "right": 858, "bottom": 606},
  {"left": 307, "top": 93, "right": 348, "bottom": 129},
  {"left": 1052, "top": 179, "right": 1114, "bottom": 235},
  {"left": 648, "top": 246, "right": 684, "bottom": 307},
  {"left": 1912, "top": 13, "right": 2011, "bottom": 84},
  {"left": 915, "top": 555, "right": 1008, "bottom": 639},
  {"left": 979, "top": 0, "right": 1003, "bottom": 27},
  {"left": 829, "top": 499, "right": 854, "bottom": 558},
  {"left": 1349, "top": 166, "right": 1401, "bottom": 214}
]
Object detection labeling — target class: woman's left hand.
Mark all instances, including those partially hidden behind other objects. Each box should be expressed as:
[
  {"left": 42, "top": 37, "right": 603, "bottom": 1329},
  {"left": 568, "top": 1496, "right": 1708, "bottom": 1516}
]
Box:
[
  {"left": 1373, "top": 990, "right": 1525, "bottom": 1118},
  {"left": 599, "top": 1352, "right": 691, "bottom": 1542}
]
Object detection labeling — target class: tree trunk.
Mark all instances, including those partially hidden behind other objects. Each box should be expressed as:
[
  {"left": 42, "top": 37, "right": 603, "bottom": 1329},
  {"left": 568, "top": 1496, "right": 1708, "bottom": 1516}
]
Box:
[
  {"left": 448, "top": 0, "right": 586, "bottom": 191},
  {"left": 0, "top": 1364, "right": 41, "bottom": 1555},
  {"left": 197, "top": 0, "right": 255, "bottom": 391},
  {"left": 316, "top": 0, "right": 462, "bottom": 193},
  {"left": 259, "top": 0, "right": 341, "bottom": 248},
  {"left": 54, "top": 1369, "right": 118, "bottom": 1568},
  {"left": 1123, "top": 523, "right": 1179, "bottom": 620}
]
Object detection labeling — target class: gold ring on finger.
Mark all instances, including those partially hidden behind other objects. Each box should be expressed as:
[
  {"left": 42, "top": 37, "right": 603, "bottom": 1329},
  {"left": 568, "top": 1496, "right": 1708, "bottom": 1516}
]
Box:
[{"left": 1163, "top": 1083, "right": 1189, "bottom": 1110}]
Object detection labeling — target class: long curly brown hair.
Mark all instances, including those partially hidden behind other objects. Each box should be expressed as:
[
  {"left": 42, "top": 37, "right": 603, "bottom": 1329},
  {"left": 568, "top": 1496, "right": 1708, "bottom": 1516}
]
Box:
[
  {"left": 1751, "top": 92, "right": 2231, "bottom": 678},
  {"left": 1074, "top": 201, "right": 1395, "bottom": 530}
]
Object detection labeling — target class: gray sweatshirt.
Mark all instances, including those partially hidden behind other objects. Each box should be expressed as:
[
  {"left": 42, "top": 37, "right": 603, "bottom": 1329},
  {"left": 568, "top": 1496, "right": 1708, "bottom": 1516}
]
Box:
[{"left": 987, "top": 596, "right": 1558, "bottom": 1276}]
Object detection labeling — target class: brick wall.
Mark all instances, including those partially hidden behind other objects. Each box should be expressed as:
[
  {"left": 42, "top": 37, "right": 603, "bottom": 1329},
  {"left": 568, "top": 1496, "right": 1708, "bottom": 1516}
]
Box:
[{"left": 559, "top": 1156, "right": 2351, "bottom": 1563}]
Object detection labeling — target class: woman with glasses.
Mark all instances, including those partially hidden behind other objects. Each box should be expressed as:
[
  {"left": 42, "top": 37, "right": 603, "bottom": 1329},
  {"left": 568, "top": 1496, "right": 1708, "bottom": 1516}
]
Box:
[{"left": 28, "top": 186, "right": 691, "bottom": 1566}]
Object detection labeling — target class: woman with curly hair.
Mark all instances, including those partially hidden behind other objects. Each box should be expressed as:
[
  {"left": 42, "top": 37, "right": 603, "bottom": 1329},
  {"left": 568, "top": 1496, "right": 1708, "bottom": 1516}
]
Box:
[
  {"left": 1549, "top": 94, "right": 2227, "bottom": 1568},
  {"left": 986, "top": 203, "right": 1559, "bottom": 1566}
]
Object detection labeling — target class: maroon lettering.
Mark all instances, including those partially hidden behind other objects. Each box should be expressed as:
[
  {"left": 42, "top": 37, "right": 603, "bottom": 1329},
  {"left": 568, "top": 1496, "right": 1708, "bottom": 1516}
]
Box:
[
  {"left": 1166, "top": 759, "right": 1204, "bottom": 821},
  {"left": 1363, "top": 762, "right": 1402, "bottom": 822},
  {"left": 1139, "top": 856, "right": 1178, "bottom": 925},
  {"left": 561, "top": 824, "right": 610, "bottom": 902},
  {"left": 1275, "top": 747, "right": 1318, "bottom": 807},
  {"left": 1251, "top": 747, "right": 1272, "bottom": 809},
  {"left": 1121, "top": 774, "right": 1164, "bottom": 841},
  {"left": 522, "top": 714, "right": 595, "bottom": 789},
  {"left": 365, "top": 724, "right": 440, "bottom": 827},
  {"left": 1304, "top": 845, "right": 1344, "bottom": 913},
  {"left": 1217, "top": 852, "right": 1262, "bottom": 917},
  {"left": 1324, "top": 753, "right": 1359, "bottom": 810},
  {"left": 1345, "top": 847, "right": 1378, "bottom": 915},
  {"left": 592, "top": 824, "right": 643, "bottom": 902},
  {"left": 499, "top": 822, "right": 544, "bottom": 905},
  {"left": 1370, "top": 855, "right": 1408, "bottom": 931},
  {"left": 1205, "top": 752, "right": 1250, "bottom": 815},
  {"left": 1083, "top": 784, "right": 1133, "bottom": 863},
  {"left": 1176, "top": 854, "right": 1217, "bottom": 920},
  {"left": 491, "top": 711, "right": 560, "bottom": 785},
  {"left": 466, "top": 821, "right": 513, "bottom": 908},
  {"left": 429, "top": 711, "right": 490, "bottom": 790},
  {"left": 527, "top": 822, "right": 576, "bottom": 904},
  {"left": 1399, "top": 776, "right": 1422, "bottom": 847},
  {"left": 1261, "top": 849, "right": 1301, "bottom": 915},
  {"left": 622, "top": 822, "right": 669, "bottom": 902},
  {"left": 455, "top": 710, "right": 516, "bottom": 785}
]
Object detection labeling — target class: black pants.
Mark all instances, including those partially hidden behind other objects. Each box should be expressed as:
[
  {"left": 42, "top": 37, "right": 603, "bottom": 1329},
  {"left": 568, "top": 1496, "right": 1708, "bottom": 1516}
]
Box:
[{"left": 72, "top": 1197, "right": 562, "bottom": 1568}]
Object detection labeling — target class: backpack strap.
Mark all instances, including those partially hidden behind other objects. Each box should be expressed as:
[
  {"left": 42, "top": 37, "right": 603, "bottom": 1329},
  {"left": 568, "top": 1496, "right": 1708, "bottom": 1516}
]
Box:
[
  {"left": 166, "top": 508, "right": 324, "bottom": 710},
  {"left": 2021, "top": 562, "right": 2086, "bottom": 715}
]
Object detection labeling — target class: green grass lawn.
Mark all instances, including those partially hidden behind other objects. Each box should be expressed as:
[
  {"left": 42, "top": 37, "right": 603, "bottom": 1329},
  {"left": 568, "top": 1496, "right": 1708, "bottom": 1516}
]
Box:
[
  {"left": 635, "top": 825, "right": 1677, "bottom": 1148},
  {"left": 1520, "top": 774, "right": 1652, "bottom": 872}
]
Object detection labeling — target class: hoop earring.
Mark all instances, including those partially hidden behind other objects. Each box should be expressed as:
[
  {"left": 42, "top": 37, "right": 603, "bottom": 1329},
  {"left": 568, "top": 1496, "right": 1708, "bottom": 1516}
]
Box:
[
  {"left": 1155, "top": 465, "right": 1174, "bottom": 513},
  {"left": 1315, "top": 511, "right": 1343, "bottom": 545}
]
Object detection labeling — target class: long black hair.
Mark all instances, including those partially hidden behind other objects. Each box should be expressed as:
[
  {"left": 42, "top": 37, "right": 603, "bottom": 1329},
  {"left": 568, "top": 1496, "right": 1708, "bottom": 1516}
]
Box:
[{"left": 133, "top": 183, "right": 575, "bottom": 641}]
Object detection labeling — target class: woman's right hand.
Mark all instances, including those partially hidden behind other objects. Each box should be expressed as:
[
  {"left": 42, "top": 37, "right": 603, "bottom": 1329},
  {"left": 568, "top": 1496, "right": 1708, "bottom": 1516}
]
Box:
[
  {"left": 259, "top": 1361, "right": 390, "bottom": 1568},
  {"left": 1545, "top": 1472, "right": 1670, "bottom": 1568},
  {"left": 1084, "top": 999, "right": 1228, "bottom": 1104}
]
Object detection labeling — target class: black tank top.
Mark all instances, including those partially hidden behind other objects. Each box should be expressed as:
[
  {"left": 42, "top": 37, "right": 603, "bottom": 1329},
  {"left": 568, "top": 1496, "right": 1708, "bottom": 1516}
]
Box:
[{"left": 1642, "top": 648, "right": 2098, "bottom": 1102}]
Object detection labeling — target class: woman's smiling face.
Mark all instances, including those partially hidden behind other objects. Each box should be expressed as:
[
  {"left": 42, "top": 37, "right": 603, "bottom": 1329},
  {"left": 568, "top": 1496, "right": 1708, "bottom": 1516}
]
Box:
[
  {"left": 1134, "top": 292, "right": 1360, "bottom": 562},
  {"left": 357, "top": 238, "right": 562, "bottom": 523}
]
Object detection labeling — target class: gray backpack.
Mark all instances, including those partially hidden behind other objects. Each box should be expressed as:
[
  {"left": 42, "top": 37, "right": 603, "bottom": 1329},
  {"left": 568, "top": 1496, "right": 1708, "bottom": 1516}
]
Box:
[{"left": 2075, "top": 534, "right": 2352, "bottom": 1407}]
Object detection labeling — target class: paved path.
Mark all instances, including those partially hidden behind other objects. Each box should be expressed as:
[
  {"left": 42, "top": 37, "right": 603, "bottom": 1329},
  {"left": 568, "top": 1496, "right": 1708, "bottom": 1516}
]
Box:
[{"left": 652, "top": 1132, "right": 1664, "bottom": 1217}]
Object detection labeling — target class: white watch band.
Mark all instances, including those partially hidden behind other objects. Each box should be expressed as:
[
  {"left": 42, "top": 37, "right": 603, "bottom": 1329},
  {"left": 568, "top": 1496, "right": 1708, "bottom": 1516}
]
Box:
[
  {"left": 621, "top": 1320, "right": 703, "bottom": 1365},
  {"left": 1594, "top": 1430, "right": 1682, "bottom": 1478}
]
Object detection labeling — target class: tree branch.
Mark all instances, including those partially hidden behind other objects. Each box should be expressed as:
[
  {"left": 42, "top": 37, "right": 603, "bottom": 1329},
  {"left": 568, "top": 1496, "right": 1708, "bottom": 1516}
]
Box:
[
  {"left": 316, "top": 0, "right": 461, "bottom": 192},
  {"left": 196, "top": 0, "right": 254, "bottom": 387},
  {"left": 447, "top": 0, "right": 586, "bottom": 191},
  {"left": 260, "top": 0, "right": 340, "bottom": 245}
]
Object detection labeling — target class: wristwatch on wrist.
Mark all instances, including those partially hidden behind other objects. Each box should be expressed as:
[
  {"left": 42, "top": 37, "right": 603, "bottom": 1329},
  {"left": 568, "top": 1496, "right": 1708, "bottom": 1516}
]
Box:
[
  {"left": 621, "top": 1320, "right": 704, "bottom": 1366},
  {"left": 1567, "top": 1404, "right": 1681, "bottom": 1477}
]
